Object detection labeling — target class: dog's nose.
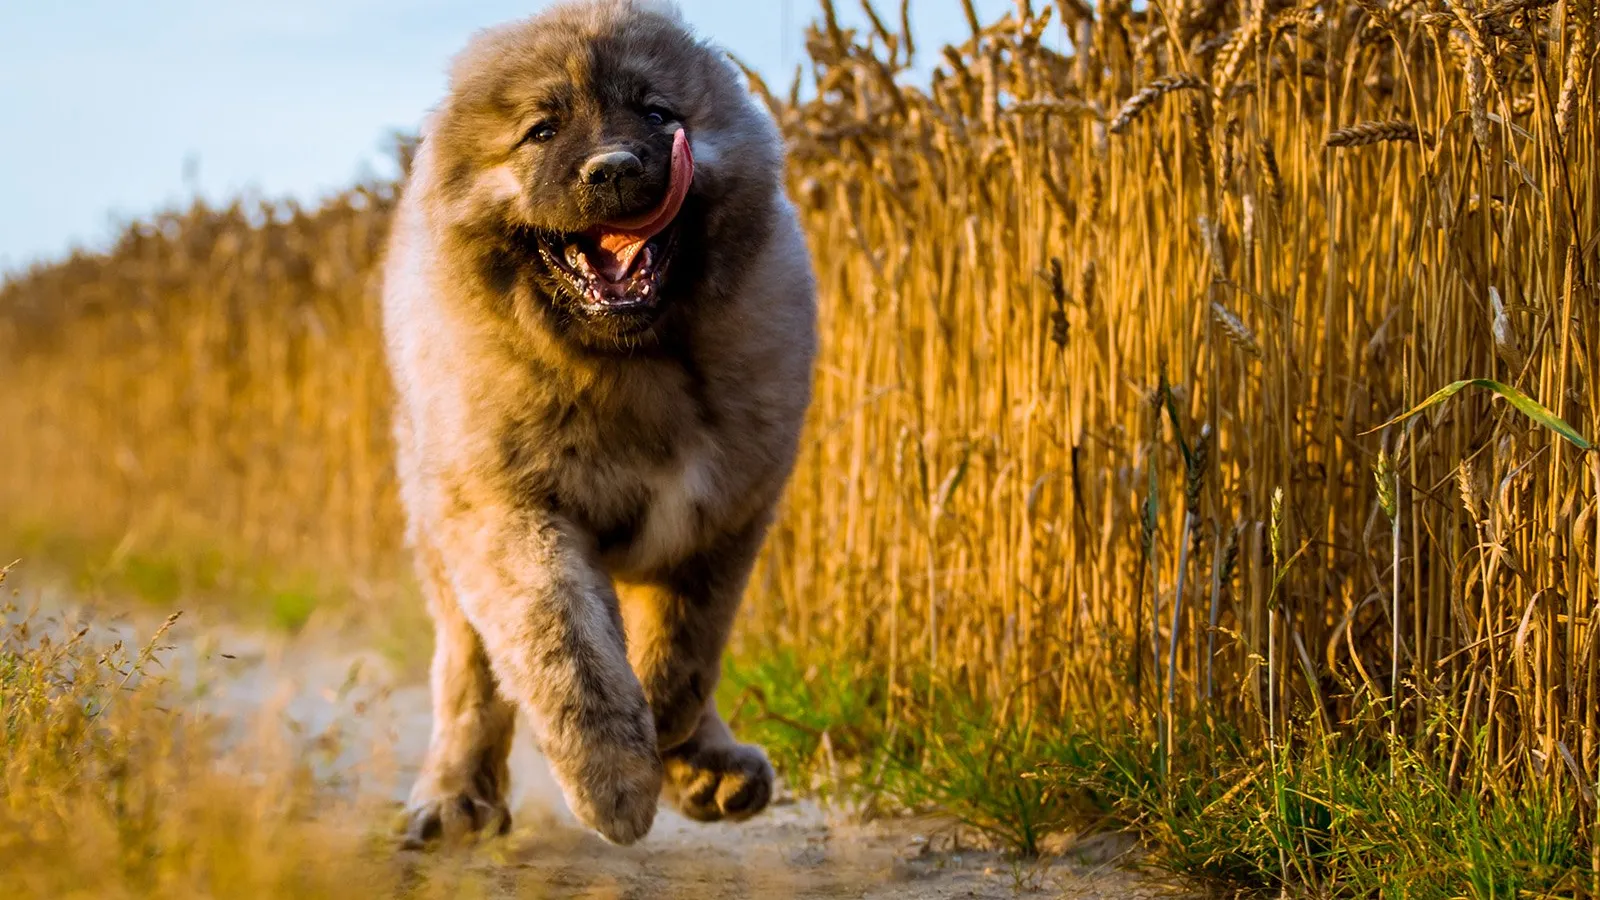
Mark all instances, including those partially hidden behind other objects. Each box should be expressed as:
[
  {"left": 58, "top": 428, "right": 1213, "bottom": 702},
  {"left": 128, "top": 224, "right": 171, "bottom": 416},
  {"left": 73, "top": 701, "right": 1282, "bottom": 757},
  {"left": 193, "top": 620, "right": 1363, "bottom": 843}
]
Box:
[{"left": 580, "top": 150, "right": 644, "bottom": 186}]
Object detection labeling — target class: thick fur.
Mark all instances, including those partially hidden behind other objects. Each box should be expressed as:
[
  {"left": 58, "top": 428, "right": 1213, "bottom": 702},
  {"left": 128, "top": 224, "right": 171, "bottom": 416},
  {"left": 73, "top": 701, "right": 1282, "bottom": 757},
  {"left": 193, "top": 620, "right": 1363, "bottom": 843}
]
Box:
[{"left": 381, "top": 0, "right": 815, "bottom": 847}]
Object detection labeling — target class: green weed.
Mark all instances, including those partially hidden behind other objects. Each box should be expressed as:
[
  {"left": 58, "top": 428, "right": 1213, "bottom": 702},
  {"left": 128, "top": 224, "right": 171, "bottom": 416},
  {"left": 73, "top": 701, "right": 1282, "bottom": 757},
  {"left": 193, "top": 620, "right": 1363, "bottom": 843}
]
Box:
[{"left": 734, "top": 639, "right": 1596, "bottom": 895}]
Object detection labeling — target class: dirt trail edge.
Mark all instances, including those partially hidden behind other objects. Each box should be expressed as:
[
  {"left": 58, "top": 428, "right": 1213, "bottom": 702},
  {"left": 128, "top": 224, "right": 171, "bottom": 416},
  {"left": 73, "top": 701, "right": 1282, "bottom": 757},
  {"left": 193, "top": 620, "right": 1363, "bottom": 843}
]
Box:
[{"left": 44, "top": 595, "right": 1172, "bottom": 900}]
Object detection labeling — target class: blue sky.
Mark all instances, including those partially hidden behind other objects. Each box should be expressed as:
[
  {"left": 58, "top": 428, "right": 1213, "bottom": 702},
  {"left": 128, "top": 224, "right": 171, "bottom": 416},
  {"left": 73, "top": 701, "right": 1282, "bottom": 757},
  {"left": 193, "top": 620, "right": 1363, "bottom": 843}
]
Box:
[{"left": 0, "top": 1, "right": 1036, "bottom": 273}]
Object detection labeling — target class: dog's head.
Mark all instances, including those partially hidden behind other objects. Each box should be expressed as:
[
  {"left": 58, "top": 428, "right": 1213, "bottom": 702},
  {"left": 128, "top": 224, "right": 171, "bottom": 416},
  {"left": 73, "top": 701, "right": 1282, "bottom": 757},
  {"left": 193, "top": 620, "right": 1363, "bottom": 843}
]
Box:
[{"left": 425, "top": 0, "right": 782, "bottom": 351}]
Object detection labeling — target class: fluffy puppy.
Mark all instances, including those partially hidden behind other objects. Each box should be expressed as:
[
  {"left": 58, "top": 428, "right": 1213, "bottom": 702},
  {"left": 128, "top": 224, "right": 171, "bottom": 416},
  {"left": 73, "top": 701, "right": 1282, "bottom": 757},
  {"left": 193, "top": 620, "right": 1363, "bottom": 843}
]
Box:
[{"left": 380, "top": 0, "right": 815, "bottom": 847}]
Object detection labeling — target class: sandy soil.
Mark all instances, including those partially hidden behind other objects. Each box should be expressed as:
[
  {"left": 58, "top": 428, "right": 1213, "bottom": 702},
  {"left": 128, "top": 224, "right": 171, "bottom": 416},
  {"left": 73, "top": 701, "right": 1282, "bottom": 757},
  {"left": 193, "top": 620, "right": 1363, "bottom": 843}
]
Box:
[{"left": 37, "top": 595, "right": 1178, "bottom": 900}]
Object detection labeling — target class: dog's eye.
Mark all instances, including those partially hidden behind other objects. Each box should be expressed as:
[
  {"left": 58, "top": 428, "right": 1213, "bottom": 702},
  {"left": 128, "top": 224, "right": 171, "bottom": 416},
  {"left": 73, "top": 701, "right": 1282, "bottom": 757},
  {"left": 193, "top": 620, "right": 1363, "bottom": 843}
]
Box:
[
  {"left": 525, "top": 122, "right": 558, "bottom": 144},
  {"left": 643, "top": 107, "right": 675, "bottom": 127}
]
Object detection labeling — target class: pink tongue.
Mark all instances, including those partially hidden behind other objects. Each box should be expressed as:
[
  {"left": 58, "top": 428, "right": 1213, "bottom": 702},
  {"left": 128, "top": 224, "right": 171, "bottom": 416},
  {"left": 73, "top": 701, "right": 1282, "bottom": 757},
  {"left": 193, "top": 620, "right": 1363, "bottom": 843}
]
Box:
[{"left": 588, "top": 129, "right": 694, "bottom": 282}]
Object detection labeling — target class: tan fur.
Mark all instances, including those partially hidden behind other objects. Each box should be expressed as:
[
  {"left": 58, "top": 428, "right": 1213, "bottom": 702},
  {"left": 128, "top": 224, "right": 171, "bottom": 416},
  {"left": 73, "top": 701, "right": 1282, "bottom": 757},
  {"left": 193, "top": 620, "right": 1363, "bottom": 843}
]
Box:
[{"left": 382, "top": 0, "right": 815, "bottom": 847}]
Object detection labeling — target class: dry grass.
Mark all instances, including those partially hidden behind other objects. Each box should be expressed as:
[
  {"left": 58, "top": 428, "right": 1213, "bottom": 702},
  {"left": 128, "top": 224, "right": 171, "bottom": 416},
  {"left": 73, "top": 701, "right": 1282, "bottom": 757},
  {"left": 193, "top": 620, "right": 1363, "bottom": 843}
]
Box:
[
  {"left": 2, "top": 0, "right": 1598, "bottom": 890},
  {"left": 0, "top": 564, "right": 490, "bottom": 899},
  {"left": 0, "top": 182, "right": 400, "bottom": 575}
]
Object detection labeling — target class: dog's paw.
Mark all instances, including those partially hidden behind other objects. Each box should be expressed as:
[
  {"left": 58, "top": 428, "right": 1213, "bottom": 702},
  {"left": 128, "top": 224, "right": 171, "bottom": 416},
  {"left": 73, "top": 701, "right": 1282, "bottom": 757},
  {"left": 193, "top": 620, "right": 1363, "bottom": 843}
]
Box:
[
  {"left": 399, "top": 784, "right": 511, "bottom": 850},
  {"left": 559, "top": 734, "right": 663, "bottom": 845},
  {"left": 663, "top": 740, "right": 774, "bottom": 823}
]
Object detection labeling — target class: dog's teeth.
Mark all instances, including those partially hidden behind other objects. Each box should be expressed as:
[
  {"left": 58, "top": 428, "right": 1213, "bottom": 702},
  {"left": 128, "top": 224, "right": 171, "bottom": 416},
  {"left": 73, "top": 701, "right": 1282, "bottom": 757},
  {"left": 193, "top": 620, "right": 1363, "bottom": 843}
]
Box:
[{"left": 570, "top": 248, "right": 595, "bottom": 275}]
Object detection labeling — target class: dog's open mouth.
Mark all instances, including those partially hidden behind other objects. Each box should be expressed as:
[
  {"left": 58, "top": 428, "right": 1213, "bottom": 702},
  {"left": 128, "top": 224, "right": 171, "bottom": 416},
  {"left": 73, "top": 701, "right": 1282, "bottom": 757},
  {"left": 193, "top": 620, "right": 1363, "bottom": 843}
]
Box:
[
  {"left": 543, "top": 229, "right": 679, "bottom": 311},
  {"left": 539, "top": 129, "right": 694, "bottom": 314}
]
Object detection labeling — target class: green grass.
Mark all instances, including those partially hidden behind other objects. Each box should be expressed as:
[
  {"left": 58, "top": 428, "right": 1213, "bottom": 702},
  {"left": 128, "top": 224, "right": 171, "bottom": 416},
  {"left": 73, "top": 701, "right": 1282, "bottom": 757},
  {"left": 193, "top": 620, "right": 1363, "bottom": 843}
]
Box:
[
  {"left": 877, "top": 703, "right": 1109, "bottom": 856},
  {"left": 264, "top": 582, "right": 322, "bottom": 631},
  {"left": 0, "top": 521, "right": 432, "bottom": 668},
  {"left": 1093, "top": 726, "right": 1591, "bottom": 897},
  {"left": 721, "top": 650, "right": 1099, "bottom": 853},
  {"left": 719, "top": 647, "right": 888, "bottom": 806},
  {"left": 727, "top": 647, "right": 1596, "bottom": 896},
  {"left": 5, "top": 523, "right": 323, "bottom": 620}
]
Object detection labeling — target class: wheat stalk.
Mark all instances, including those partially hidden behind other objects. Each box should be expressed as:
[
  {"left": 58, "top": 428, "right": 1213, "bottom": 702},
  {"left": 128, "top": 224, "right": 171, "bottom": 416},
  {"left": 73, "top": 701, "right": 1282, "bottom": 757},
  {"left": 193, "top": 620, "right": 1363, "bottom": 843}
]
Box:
[
  {"left": 1556, "top": 0, "right": 1595, "bottom": 139},
  {"left": 1212, "top": 300, "right": 1263, "bottom": 357},
  {"left": 1476, "top": 0, "right": 1557, "bottom": 20},
  {"left": 1466, "top": 53, "right": 1492, "bottom": 155},
  {"left": 1351, "top": 0, "right": 1397, "bottom": 34},
  {"left": 1324, "top": 119, "right": 1422, "bottom": 147},
  {"left": 1257, "top": 138, "right": 1284, "bottom": 211},
  {"left": 1110, "top": 74, "right": 1209, "bottom": 134},
  {"left": 1209, "top": 21, "right": 1259, "bottom": 100}
]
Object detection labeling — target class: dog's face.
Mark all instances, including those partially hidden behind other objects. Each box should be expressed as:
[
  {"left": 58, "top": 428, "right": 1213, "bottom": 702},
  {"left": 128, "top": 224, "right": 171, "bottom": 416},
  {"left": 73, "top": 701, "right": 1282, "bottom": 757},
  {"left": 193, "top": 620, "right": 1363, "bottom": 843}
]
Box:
[{"left": 426, "top": 1, "right": 781, "bottom": 351}]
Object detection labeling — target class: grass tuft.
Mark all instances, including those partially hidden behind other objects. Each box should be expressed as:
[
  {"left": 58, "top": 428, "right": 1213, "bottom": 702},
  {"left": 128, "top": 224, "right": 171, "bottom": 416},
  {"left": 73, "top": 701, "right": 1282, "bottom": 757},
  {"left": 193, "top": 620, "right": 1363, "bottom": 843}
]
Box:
[{"left": 0, "top": 564, "right": 484, "bottom": 899}]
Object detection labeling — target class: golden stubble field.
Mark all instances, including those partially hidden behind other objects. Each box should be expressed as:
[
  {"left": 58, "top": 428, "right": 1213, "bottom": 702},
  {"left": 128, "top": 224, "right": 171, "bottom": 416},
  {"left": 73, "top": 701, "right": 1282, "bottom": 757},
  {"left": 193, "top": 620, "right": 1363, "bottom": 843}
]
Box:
[{"left": 2, "top": 0, "right": 1597, "bottom": 894}]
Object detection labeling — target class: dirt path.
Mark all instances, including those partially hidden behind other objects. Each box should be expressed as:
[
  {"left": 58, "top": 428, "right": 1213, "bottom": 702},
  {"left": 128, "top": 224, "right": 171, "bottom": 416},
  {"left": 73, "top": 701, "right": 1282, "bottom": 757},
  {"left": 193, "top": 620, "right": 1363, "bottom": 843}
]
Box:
[{"left": 47, "top": 595, "right": 1172, "bottom": 900}]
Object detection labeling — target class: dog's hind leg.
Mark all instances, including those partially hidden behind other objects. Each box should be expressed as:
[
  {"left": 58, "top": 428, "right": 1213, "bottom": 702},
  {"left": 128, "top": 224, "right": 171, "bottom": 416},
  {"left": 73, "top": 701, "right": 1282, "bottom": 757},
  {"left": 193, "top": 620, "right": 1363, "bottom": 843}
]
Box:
[{"left": 402, "top": 536, "right": 517, "bottom": 848}]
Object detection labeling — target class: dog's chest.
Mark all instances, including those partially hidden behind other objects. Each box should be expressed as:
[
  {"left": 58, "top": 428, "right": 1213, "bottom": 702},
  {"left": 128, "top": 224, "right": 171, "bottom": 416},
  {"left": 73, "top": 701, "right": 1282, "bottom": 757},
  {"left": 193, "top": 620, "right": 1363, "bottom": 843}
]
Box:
[
  {"left": 537, "top": 395, "right": 723, "bottom": 572},
  {"left": 629, "top": 448, "right": 715, "bottom": 569},
  {"left": 565, "top": 438, "right": 717, "bottom": 575}
]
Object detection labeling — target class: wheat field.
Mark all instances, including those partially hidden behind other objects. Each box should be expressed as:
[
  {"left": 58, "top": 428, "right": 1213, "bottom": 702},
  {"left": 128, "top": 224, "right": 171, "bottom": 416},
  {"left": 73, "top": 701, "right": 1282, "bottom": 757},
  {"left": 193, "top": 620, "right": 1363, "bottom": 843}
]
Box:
[{"left": 2, "top": 0, "right": 1597, "bottom": 891}]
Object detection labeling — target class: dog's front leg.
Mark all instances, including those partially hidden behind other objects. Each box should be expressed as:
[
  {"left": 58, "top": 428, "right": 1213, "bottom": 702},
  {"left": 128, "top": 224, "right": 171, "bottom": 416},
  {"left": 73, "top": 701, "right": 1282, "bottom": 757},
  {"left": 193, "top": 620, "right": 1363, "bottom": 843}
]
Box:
[
  {"left": 439, "top": 505, "right": 661, "bottom": 845},
  {"left": 619, "top": 514, "right": 777, "bottom": 823}
]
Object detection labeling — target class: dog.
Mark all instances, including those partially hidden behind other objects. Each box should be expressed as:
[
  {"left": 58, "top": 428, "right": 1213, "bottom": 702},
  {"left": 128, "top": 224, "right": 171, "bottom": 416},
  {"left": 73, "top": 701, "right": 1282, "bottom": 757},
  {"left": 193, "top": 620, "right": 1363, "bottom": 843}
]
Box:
[{"left": 379, "top": 0, "right": 816, "bottom": 847}]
